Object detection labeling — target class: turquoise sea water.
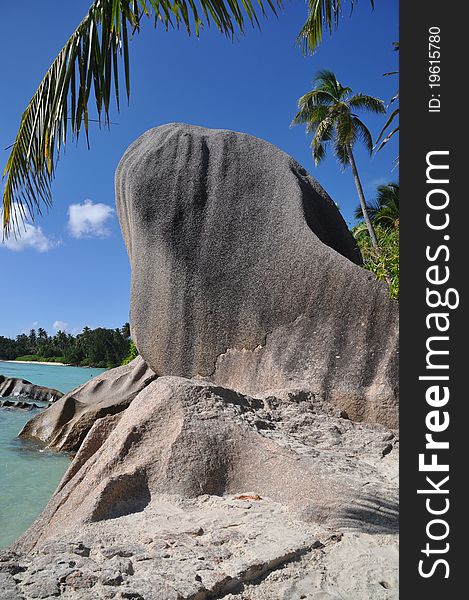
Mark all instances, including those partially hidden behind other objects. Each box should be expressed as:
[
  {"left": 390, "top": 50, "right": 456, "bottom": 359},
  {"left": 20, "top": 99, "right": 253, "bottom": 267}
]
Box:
[{"left": 0, "top": 362, "right": 106, "bottom": 549}]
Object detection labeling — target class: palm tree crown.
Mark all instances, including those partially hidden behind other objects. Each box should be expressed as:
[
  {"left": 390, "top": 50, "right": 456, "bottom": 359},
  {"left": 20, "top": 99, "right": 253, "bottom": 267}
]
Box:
[
  {"left": 354, "top": 183, "right": 399, "bottom": 228},
  {"left": 291, "top": 70, "right": 385, "bottom": 249},
  {"left": 291, "top": 69, "right": 385, "bottom": 167}
]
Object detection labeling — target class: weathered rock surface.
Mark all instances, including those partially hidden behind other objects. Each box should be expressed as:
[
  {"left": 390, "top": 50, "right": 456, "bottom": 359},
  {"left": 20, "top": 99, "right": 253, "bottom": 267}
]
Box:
[
  {"left": 18, "top": 357, "right": 157, "bottom": 452},
  {"left": 7, "top": 376, "right": 398, "bottom": 598},
  {"left": 0, "top": 399, "right": 41, "bottom": 410},
  {"left": 0, "top": 375, "right": 63, "bottom": 403},
  {"left": 116, "top": 123, "right": 399, "bottom": 427}
]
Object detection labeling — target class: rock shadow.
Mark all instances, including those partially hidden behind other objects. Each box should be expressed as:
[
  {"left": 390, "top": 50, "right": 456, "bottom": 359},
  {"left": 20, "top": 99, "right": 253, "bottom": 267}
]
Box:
[{"left": 335, "top": 491, "right": 399, "bottom": 534}]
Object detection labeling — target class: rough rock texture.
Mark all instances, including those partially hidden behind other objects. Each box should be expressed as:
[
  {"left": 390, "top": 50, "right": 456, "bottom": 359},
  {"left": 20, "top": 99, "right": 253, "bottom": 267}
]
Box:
[
  {"left": 6, "top": 376, "right": 398, "bottom": 598},
  {"left": 18, "top": 357, "right": 157, "bottom": 452},
  {"left": 0, "top": 375, "right": 63, "bottom": 403},
  {"left": 116, "top": 123, "right": 399, "bottom": 427},
  {"left": 0, "top": 399, "right": 41, "bottom": 410}
]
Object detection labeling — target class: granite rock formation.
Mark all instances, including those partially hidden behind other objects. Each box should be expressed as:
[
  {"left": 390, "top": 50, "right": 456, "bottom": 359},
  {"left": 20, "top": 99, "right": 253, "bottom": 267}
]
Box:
[
  {"left": 7, "top": 376, "right": 398, "bottom": 599},
  {"left": 18, "top": 357, "right": 157, "bottom": 452},
  {"left": 0, "top": 399, "right": 41, "bottom": 410},
  {"left": 0, "top": 375, "right": 63, "bottom": 403},
  {"left": 115, "top": 123, "right": 399, "bottom": 427}
]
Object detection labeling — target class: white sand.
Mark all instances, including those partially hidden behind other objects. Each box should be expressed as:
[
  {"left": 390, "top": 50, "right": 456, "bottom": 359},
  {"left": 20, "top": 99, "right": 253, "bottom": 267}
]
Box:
[{"left": 0, "top": 359, "right": 70, "bottom": 366}]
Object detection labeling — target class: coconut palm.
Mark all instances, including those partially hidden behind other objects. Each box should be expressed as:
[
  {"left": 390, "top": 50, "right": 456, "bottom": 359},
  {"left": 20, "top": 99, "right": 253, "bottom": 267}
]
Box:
[
  {"left": 354, "top": 182, "right": 399, "bottom": 228},
  {"left": 2, "top": 0, "right": 376, "bottom": 236},
  {"left": 291, "top": 69, "right": 385, "bottom": 249},
  {"left": 2, "top": 0, "right": 283, "bottom": 236}
]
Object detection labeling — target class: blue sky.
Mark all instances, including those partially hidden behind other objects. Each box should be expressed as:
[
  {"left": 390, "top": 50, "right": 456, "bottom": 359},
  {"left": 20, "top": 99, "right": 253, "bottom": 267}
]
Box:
[{"left": 0, "top": 0, "right": 398, "bottom": 339}]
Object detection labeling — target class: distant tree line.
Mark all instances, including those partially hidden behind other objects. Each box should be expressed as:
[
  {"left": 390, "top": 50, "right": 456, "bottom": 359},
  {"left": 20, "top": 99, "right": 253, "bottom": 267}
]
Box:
[{"left": 0, "top": 323, "right": 135, "bottom": 368}]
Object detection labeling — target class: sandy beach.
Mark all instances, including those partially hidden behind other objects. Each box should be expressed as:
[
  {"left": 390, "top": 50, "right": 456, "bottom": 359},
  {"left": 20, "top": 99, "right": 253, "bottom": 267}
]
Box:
[{"left": 0, "top": 360, "right": 70, "bottom": 366}]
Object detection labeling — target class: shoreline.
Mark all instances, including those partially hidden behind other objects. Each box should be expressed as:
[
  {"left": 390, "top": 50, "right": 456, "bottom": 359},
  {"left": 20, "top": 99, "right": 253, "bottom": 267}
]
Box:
[{"left": 0, "top": 359, "right": 70, "bottom": 367}]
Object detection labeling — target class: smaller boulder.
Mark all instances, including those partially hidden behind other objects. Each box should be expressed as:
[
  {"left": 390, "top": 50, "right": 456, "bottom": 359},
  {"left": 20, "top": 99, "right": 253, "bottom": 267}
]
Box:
[
  {"left": 0, "top": 375, "right": 63, "bottom": 403},
  {"left": 18, "top": 357, "right": 157, "bottom": 452}
]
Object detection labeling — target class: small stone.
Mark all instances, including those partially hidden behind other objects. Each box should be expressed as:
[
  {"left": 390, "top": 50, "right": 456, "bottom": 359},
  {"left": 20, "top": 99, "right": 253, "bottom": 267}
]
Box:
[
  {"left": 72, "top": 542, "right": 91, "bottom": 557},
  {"left": 382, "top": 444, "right": 393, "bottom": 457},
  {"left": 101, "top": 570, "right": 124, "bottom": 586},
  {"left": 100, "top": 546, "right": 134, "bottom": 559},
  {"left": 64, "top": 570, "right": 98, "bottom": 590}
]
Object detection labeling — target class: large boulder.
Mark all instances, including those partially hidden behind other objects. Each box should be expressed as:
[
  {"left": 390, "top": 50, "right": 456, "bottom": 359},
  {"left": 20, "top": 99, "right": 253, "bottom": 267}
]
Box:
[
  {"left": 0, "top": 375, "right": 63, "bottom": 403},
  {"left": 8, "top": 376, "right": 398, "bottom": 599},
  {"left": 116, "top": 123, "right": 398, "bottom": 427},
  {"left": 18, "top": 357, "right": 157, "bottom": 452}
]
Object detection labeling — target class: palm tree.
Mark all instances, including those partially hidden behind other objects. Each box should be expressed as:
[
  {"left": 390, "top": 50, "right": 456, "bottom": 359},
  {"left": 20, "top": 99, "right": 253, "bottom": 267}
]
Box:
[
  {"left": 291, "top": 69, "right": 385, "bottom": 248},
  {"left": 2, "top": 0, "right": 375, "bottom": 235},
  {"left": 354, "top": 182, "right": 399, "bottom": 229},
  {"left": 1, "top": 0, "right": 282, "bottom": 236}
]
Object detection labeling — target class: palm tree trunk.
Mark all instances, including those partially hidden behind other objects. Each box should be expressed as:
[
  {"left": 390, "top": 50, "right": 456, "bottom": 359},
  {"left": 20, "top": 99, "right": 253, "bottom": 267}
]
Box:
[{"left": 346, "top": 144, "right": 379, "bottom": 249}]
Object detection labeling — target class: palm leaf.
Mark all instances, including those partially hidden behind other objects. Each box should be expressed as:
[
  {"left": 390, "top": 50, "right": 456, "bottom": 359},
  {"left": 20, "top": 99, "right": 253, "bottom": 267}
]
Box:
[
  {"left": 296, "top": 0, "right": 374, "bottom": 54},
  {"left": 311, "top": 118, "right": 334, "bottom": 165},
  {"left": 352, "top": 116, "right": 373, "bottom": 155},
  {"left": 2, "top": 0, "right": 281, "bottom": 236},
  {"left": 375, "top": 125, "right": 399, "bottom": 152},
  {"left": 332, "top": 136, "right": 349, "bottom": 168},
  {"left": 349, "top": 93, "right": 385, "bottom": 114},
  {"left": 355, "top": 183, "right": 399, "bottom": 226},
  {"left": 375, "top": 108, "right": 399, "bottom": 144}
]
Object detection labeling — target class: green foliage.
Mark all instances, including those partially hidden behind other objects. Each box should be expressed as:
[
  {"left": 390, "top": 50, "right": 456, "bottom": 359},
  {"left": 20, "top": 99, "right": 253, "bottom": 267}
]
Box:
[
  {"left": 121, "top": 340, "right": 138, "bottom": 365},
  {"left": 2, "top": 0, "right": 281, "bottom": 236},
  {"left": 297, "top": 1, "right": 375, "bottom": 54},
  {"left": 14, "top": 355, "right": 66, "bottom": 363},
  {"left": 353, "top": 224, "right": 399, "bottom": 300},
  {"left": 0, "top": 324, "right": 131, "bottom": 368},
  {"left": 291, "top": 69, "right": 385, "bottom": 168},
  {"left": 354, "top": 183, "right": 399, "bottom": 228}
]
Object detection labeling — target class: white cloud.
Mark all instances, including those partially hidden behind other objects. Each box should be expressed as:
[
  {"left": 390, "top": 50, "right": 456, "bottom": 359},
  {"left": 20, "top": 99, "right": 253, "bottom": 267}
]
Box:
[
  {"left": 1, "top": 222, "right": 58, "bottom": 253},
  {"left": 364, "top": 177, "right": 389, "bottom": 191},
  {"left": 52, "top": 321, "right": 83, "bottom": 335},
  {"left": 68, "top": 199, "right": 115, "bottom": 238},
  {"left": 52, "top": 320, "right": 69, "bottom": 332},
  {"left": 1, "top": 203, "right": 59, "bottom": 253}
]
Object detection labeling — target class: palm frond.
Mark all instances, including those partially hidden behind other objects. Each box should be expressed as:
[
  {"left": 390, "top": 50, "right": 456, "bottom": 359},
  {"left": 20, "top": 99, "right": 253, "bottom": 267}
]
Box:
[
  {"left": 352, "top": 116, "right": 373, "bottom": 155},
  {"left": 333, "top": 136, "right": 349, "bottom": 168},
  {"left": 349, "top": 93, "right": 385, "bottom": 114},
  {"left": 375, "top": 108, "right": 399, "bottom": 144},
  {"left": 2, "top": 0, "right": 281, "bottom": 236},
  {"left": 354, "top": 182, "right": 399, "bottom": 225},
  {"left": 296, "top": 0, "right": 374, "bottom": 54},
  {"left": 311, "top": 118, "right": 334, "bottom": 165},
  {"left": 291, "top": 103, "right": 330, "bottom": 128},
  {"left": 375, "top": 126, "right": 399, "bottom": 152},
  {"left": 335, "top": 109, "right": 355, "bottom": 148},
  {"left": 313, "top": 68, "right": 342, "bottom": 98}
]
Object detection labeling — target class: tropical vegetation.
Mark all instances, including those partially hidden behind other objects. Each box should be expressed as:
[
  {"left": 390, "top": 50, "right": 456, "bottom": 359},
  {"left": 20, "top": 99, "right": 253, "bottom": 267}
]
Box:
[
  {"left": 291, "top": 69, "right": 385, "bottom": 248},
  {"left": 354, "top": 183, "right": 399, "bottom": 228},
  {"left": 0, "top": 323, "right": 135, "bottom": 368},
  {"left": 353, "top": 182, "right": 399, "bottom": 299},
  {"left": 2, "top": 0, "right": 376, "bottom": 235}
]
